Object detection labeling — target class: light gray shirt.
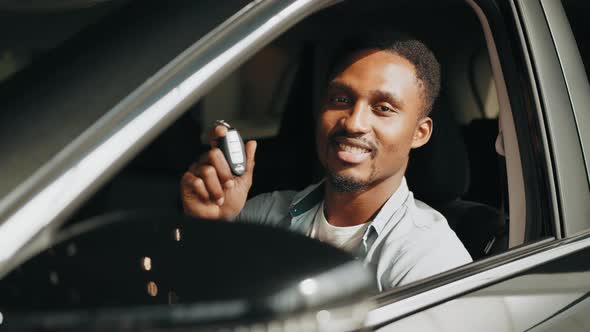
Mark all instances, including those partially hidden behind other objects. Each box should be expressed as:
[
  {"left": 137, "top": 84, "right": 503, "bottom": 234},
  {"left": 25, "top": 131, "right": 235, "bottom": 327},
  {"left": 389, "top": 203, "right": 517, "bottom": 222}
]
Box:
[{"left": 236, "top": 177, "right": 472, "bottom": 290}]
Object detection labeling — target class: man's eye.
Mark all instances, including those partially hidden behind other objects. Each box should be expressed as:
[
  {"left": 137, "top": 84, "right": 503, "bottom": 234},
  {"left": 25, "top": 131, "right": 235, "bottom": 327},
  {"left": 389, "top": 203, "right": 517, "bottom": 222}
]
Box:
[
  {"left": 329, "top": 96, "right": 349, "bottom": 104},
  {"left": 374, "top": 105, "right": 395, "bottom": 113}
]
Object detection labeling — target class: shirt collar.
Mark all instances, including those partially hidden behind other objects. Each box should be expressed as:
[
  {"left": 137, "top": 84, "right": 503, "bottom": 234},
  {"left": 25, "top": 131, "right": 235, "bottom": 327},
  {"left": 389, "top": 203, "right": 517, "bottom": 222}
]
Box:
[
  {"left": 289, "top": 179, "right": 325, "bottom": 217},
  {"left": 289, "top": 177, "right": 409, "bottom": 229},
  {"left": 367, "top": 177, "right": 410, "bottom": 236}
]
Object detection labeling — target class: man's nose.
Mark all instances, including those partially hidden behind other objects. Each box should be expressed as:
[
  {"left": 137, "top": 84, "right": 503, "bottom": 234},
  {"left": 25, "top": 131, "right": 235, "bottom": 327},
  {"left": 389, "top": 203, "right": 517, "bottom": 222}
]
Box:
[{"left": 341, "top": 100, "right": 370, "bottom": 134}]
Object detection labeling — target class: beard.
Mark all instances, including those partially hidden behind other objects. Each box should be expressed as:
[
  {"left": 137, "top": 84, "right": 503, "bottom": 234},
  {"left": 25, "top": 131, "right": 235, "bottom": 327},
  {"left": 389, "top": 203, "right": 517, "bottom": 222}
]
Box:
[
  {"left": 321, "top": 129, "right": 380, "bottom": 192},
  {"left": 328, "top": 173, "right": 369, "bottom": 192},
  {"left": 326, "top": 166, "right": 377, "bottom": 193}
]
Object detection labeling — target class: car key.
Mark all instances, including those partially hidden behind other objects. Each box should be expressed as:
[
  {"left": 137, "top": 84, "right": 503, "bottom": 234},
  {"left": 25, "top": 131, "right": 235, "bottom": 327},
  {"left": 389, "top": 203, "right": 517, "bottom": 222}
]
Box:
[{"left": 214, "top": 120, "right": 246, "bottom": 176}]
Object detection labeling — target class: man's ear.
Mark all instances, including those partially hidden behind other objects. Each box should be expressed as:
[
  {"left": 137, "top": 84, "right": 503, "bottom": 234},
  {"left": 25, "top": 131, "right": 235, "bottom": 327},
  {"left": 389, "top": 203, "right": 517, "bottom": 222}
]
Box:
[{"left": 411, "top": 116, "right": 433, "bottom": 149}]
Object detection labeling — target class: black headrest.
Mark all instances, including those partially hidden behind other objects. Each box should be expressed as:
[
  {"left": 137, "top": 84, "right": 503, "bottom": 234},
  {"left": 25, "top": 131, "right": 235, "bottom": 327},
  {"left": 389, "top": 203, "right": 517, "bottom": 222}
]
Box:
[{"left": 406, "top": 93, "right": 470, "bottom": 204}]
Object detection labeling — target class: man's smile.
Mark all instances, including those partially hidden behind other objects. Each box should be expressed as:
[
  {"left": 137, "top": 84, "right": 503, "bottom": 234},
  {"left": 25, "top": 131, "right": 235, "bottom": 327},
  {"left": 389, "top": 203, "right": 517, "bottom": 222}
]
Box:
[{"left": 331, "top": 136, "right": 375, "bottom": 164}]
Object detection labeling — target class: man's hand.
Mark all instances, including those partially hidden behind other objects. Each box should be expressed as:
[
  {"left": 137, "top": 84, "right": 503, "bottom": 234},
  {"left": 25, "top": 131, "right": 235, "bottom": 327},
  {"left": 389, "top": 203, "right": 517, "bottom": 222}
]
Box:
[{"left": 181, "top": 125, "right": 257, "bottom": 220}]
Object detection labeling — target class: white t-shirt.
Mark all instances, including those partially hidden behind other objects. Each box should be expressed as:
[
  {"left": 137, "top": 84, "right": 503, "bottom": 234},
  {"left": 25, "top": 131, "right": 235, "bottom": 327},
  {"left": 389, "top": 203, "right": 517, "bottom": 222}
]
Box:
[{"left": 310, "top": 201, "right": 370, "bottom": 252}]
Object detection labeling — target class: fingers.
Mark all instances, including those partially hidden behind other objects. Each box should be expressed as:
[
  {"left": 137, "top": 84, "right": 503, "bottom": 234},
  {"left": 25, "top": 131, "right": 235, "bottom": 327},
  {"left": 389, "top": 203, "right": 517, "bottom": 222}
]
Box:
[
  {"left": 196, "top": 165, "right": 225, "bottom": 205},
  {"left": 193, "top": 177, "right": 211, "bottom": 202},
  {"left": 184, "top": 162, "right": 225, "bottom": 206},
  {"left": 196, "top": 148, "right": 234, "bottom": 189},
  {"left": 207, "top": 148, "right": 233, "bottom": 185},
  {"left": 208, "top": 125, "right": 228, "bottom": 148},
  {"left": 182, "top": 170, "right": 210, "bottom": 201},
  {"left": 184, "top": 135, "right": 255, "bottom": 209},
  {"left": 181, "top": 171, "right": 222, "bottom": 219}
]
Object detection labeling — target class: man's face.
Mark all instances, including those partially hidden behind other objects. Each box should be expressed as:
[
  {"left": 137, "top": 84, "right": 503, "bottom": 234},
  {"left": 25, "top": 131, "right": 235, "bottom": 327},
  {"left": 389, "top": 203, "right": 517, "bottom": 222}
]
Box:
[{"left": 316, "top": 49, "right": 432, "bottom": 192}]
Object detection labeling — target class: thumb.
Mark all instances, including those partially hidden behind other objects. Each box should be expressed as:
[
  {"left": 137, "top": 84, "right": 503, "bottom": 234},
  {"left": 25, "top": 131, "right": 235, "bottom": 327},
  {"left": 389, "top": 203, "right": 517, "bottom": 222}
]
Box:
[
  {"left": 236, "top": 140, "right": 256, "bottom": 190},
  {"left": 208, "top": 125, "right": 228, "bottom": 148},
  {"left": 245, "top": 140, "right": 257, "bottom": 174}
]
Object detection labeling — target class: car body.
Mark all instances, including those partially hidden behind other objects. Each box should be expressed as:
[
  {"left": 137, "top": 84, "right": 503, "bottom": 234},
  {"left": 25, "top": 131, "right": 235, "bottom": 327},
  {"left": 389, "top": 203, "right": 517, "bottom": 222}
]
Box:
[{"left": 0, "top": 0, "right": 589, "bottom": 330}]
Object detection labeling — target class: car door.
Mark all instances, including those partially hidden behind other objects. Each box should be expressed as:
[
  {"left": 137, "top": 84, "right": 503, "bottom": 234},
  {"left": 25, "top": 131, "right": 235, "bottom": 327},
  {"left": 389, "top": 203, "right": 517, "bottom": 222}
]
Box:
[{"left": 369, "top": 0, "right": 590, "bottom": 330}]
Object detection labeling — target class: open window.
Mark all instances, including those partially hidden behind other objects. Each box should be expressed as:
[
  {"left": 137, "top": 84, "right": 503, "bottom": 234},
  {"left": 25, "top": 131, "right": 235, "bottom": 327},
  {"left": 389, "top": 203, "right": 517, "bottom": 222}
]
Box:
[
  {"left": 91, "top": 0, "right": 545, "bottom": 261},
  {"left": 105, "top": 0, "right": 555, "bottom": 259}
]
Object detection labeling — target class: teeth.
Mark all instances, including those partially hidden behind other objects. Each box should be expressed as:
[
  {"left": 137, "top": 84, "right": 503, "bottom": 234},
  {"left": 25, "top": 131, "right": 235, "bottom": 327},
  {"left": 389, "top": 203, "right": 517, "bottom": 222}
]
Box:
[{"left": 338, "top": 143, "right": 370, "bottom": 154}]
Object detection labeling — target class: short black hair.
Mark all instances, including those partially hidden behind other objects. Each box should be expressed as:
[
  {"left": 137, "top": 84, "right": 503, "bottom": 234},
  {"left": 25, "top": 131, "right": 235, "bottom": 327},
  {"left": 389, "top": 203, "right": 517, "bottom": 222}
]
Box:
[{"left": 328, "top": 29, "right": 441, "bottom": 116}]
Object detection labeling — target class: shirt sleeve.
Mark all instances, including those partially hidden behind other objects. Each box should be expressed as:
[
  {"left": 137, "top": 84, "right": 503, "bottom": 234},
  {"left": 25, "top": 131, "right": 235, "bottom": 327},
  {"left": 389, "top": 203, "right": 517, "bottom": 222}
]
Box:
[
  {"left": 377, "top": 218, "right": 472, "bottom": 290},
  {"left": 395, "top": 230, "right": 472, "bottom": 287},
  {"left": 374, "top": 198, "right": 473, "bottom": 290},
  {"left": 234, "top": 190, "right": 297, "bottom": 227}
]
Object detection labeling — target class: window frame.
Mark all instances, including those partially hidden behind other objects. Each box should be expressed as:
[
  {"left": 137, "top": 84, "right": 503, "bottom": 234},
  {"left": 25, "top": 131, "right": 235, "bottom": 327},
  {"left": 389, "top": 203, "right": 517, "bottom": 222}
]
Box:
[
  {"left": 541, "top": 0, "right": 590, "bottom": 232},
  {"left": 514, "top": 0, "right": 590, "bottom": 237}
]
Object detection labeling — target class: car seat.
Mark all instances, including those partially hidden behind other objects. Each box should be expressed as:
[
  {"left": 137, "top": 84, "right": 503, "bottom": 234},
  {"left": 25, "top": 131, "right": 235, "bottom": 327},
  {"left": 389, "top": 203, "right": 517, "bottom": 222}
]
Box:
[
  {"left": 460, "top": 48, "right": 503, "bottom": 208},
  {"left": 406, "top": 91, "right": 507, "bottom": 259}
]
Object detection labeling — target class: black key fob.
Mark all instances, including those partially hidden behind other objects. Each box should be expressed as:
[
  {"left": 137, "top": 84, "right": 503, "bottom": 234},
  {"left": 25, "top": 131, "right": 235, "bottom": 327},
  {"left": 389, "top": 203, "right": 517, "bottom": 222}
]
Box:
[{"left": 216, "top": 124, "right": 246, "bottom": 176}]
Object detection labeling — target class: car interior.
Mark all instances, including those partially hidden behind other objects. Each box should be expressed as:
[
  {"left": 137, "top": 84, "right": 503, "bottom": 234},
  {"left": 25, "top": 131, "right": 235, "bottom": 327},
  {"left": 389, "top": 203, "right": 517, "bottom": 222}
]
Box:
[
  {"left": 75, "top": 0, "right": 509, "bottom": 260},
  {"left": 0, "top": 0, "right": 559, "bottom": 314}
]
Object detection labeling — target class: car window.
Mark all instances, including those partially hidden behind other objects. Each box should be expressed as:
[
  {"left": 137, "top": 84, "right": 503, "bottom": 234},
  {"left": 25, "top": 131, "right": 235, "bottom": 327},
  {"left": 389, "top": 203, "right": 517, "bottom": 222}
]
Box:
[
  {"left": 66, "top": 0, "right": 515, "bottom": 285},
  {"left": 200, "top": 45, "right": 300, "bottom": 143}
]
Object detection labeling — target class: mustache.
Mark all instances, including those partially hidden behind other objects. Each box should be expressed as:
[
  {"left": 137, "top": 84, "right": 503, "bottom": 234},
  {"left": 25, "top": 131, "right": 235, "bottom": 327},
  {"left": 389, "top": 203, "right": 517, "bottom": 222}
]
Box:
[{"left": 328, "top": 130, "right": 378, "bottom": 152}]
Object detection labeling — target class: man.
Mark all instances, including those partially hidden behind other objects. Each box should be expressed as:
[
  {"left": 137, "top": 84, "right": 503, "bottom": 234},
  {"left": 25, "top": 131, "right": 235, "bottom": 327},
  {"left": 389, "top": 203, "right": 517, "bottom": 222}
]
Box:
[{"left": 181, "top": 31, "right": 472, "bottom": 291}]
